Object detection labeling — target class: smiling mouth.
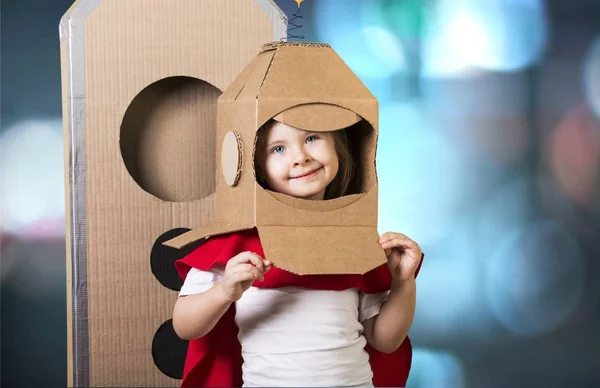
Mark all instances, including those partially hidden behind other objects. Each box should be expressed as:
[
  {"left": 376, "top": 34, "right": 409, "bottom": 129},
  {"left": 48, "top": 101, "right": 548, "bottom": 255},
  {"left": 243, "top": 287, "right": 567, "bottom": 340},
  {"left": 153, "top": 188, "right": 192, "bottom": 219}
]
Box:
[{"left": 290, "top": 167, "right": 323, "bottom": 180}]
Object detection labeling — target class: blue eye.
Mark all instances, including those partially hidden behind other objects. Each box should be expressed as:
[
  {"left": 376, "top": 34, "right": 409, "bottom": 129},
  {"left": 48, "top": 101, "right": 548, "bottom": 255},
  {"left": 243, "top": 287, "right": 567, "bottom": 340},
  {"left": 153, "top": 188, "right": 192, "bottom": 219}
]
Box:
[
  {"left": 306, "top": 135, "right": 318, "bottom": 143},
  {"left": 271, "top": 145, "right": 285, "bottom": 154}
]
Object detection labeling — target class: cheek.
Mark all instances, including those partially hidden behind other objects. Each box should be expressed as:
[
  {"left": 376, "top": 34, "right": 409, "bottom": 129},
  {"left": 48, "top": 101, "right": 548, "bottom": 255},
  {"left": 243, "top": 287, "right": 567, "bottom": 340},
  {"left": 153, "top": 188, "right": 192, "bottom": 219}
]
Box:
[
  {"left": 265, "top": 157, "right": 287, "bottom": 180},
  {"left": 324, "top": 143, "right": 339, "bottom": 171}
]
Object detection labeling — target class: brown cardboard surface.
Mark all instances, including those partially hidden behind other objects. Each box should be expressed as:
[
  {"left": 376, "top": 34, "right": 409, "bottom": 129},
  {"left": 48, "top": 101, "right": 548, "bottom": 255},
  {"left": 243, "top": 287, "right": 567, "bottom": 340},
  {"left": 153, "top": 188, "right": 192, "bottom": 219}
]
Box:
[
  {"left": 257, "top": 226, "right": 385, "bottom": 275},
  {"left": 165, "top": 43, "right": 387, "bottom": 275},
  {"left": 61, "top": 0, "right": 284, "bottom": 386},
  {"left": 273, "top": 103, "right": 361, "bottom": 131},
  {"left": 255, "top": 185, "right": 378, "bottom": 227}
]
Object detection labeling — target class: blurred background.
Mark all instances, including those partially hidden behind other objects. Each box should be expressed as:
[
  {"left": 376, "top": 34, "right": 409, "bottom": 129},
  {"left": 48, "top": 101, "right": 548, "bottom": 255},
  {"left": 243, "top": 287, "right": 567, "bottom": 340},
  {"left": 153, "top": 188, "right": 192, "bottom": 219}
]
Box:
[{"left": 1, "top": 0, "right": 599, "bottom": 387}]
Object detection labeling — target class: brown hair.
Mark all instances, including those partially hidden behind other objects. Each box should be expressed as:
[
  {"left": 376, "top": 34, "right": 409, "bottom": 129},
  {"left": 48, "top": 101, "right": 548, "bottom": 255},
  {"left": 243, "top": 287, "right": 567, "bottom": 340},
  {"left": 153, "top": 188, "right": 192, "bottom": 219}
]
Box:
[
  {"left": 255, "top": 120, "right": 355, "bottom": 199},
  {"left": 324, "top": 129, "right": 354, "bottom": 199}
]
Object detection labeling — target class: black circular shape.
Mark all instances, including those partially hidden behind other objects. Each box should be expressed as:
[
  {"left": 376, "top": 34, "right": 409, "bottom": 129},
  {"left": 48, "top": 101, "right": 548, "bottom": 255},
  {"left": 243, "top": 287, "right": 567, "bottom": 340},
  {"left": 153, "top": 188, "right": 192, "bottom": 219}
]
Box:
[
  {"left": 150, "top": 228, "right": 207, "bottom": 291},
  {"left": 152, "top": 319, "right": 188, "bottom": 379}
]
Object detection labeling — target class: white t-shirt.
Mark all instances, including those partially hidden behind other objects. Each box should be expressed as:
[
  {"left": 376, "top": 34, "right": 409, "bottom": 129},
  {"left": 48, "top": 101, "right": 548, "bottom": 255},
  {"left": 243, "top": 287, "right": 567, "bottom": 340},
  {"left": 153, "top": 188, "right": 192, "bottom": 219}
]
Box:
[{"left": 179, "top": 267, "right": 389, "bottom": 387}]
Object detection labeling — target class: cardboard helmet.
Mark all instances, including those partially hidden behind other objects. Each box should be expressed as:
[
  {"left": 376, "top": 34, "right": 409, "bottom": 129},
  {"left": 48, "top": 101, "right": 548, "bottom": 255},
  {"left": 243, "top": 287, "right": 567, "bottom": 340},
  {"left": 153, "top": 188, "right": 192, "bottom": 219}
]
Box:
[{"left": 165, "top": 42, "right": 386, "bottom": 275}]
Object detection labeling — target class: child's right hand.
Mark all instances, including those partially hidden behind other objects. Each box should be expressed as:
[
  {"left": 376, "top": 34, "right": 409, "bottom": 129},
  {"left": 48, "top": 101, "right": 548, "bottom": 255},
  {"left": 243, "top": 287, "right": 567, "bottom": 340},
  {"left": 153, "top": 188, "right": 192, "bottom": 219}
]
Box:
[{"left": 219, "top": 252, "right": 271, "bottom": 302}]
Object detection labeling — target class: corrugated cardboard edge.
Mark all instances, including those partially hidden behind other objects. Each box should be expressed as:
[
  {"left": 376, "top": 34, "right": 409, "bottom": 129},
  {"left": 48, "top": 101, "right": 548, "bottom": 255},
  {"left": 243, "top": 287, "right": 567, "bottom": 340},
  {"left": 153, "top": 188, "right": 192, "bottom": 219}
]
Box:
[{"left": 60, "top": 1, "right": 102, "bottom": 387}]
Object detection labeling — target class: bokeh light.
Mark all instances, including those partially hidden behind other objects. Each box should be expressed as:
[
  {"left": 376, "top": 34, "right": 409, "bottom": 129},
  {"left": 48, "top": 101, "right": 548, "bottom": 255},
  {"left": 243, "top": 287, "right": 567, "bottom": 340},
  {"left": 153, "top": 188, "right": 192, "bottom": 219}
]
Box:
[
  {"left": 421, "top": 73, "right": 531, "bottom": 165},
  {"left": 475, "top": 175, "right": 532, "bottom": 262},
  {"left": 485, "top": 220, "right": 584, "bottom": 336},
  {"left": 314, "top": 0, "right": 409, "bottom": 99},
  {"left": 360, "top": 0, "right": 424, "bottom": 43},
  {"left": 1, "top": 119, "right": 65, "bottom": 238},
  {"left": 410, "top": 219, "right": 484, "bottom": 339},
  {"left": 407, "top": 349, "right": 466, "bottom": 388},
  {"left": 361, "top": 26, "right": 407, "bottom": 75},
  {"left": 549, "top": 105, "right": 600, "bottom": 212},
  {"left": 422, "top": 0, "right": 549, "bottom": 78},
  {"left": 377, "top": 103, "right": 472, "bottom": 246},
  {"left": 583, "top": 35, "right": 600, "bottom": 119}
]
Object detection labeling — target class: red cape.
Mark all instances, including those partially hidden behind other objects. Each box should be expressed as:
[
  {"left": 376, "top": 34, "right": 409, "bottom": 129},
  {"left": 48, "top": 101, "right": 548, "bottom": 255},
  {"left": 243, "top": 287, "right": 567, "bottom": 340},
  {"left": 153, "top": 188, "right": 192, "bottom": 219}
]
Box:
[{"left": 175, "top": 228, "right": 423, "bottom": 387}]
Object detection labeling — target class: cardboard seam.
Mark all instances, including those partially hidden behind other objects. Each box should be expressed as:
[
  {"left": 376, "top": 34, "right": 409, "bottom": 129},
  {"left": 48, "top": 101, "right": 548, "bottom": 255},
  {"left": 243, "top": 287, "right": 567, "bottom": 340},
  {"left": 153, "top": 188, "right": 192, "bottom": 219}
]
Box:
[
  {"left": 234, "top": 59, "right": 258, "bottom": 101},
  {"left": 233, "top": 49, "right": 264, "bottom": 101},
  {"left": 258, "top": 48, "right": 277, "bottom": 93},
  {"left": 260, "top": 41, "right": 330, "bottom": 52}
]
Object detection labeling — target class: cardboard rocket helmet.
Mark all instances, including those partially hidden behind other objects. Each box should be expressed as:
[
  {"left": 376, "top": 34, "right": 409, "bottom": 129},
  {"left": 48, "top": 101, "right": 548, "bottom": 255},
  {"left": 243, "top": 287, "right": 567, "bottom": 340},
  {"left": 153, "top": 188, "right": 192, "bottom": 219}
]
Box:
[{"left": 166, "top": 42, "right": 387, "bottom": 275}]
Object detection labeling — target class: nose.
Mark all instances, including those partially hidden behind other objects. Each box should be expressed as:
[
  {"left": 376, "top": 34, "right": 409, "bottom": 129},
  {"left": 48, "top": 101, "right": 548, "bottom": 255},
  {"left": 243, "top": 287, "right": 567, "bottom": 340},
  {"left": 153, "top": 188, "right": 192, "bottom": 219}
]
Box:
[{"left": 292, "top": 146, "right": 311, "bottom": 166}]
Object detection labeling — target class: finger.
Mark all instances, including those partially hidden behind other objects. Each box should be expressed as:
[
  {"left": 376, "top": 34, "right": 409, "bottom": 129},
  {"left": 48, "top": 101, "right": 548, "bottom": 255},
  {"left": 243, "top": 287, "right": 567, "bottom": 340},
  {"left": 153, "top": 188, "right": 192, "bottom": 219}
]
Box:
[
  {"left": 245, "top": 252, "right": 265, "bottom": 272},
  {"left": 230, "top": 271, "right": 257, "bottom": 284},
  {"left": 231, "top": 252, "right": 264, "bottom": 271},
  {"left": 231, "top": 264, "right": 265, "bottom": 280},
  {"left": 378, "top": 232, "right": 393, "bottom": 242},
  {"left": 232, "top": 265, "right": 264, "bottom": 282},
  {"left": 229, "top": 253, "right": 251, "bottom": 266},
  {"left": 381, "top": 235, "right": 418, "bottom": 250},
  {"left": 230, "top": 263, "right": 256, "bottom": 273},
  {"left": 250, "top": 266, "right": 264, "bottom": 282},
  {"left": 379, "top": 232, "right": 406, "bottom": 243}
]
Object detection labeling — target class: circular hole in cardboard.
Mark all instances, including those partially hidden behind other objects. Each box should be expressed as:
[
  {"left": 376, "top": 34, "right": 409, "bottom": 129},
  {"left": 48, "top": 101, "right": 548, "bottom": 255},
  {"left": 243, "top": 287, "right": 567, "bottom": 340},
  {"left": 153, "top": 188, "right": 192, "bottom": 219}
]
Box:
[
  {"left": 254, "top": 118, "right": 377, "bottom": 200},
  {"left": 152, "top": 319, "right": 188, "bottom": 379},
  {"left": 120, "top": 76, "right": 221, "bottom": 202},
  {"left": 150, "top": 228, "right": 207, "bottom": 291}
]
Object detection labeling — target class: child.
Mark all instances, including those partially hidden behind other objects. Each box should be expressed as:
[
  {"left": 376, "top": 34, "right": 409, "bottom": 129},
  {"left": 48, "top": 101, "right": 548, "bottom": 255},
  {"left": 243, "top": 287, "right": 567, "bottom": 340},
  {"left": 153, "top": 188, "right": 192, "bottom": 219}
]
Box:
[{"left": 172, "top": 120, "right": 423, "bottom": 387}]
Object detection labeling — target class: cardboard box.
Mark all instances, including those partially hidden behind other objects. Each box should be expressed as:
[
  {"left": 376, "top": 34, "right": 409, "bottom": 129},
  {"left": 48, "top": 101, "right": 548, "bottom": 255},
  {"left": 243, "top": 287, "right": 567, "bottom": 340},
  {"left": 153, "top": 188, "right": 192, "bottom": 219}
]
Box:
[
  {"left": 60, "top": 0, "right": 286, "bottom": 386},
  {"left": 164, "top": 42, "right": 388, "bottom": 275}
]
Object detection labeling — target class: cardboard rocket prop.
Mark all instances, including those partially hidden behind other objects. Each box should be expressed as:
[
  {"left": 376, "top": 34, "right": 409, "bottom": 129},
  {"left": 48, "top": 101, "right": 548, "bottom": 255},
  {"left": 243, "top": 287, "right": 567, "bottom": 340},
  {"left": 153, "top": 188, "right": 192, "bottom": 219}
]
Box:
[
  {"left": 164, "top": 42, "right": 388, "bottom": 275},
  {"left": 60, "top": 0, "right": 285, "bottom": 386}
]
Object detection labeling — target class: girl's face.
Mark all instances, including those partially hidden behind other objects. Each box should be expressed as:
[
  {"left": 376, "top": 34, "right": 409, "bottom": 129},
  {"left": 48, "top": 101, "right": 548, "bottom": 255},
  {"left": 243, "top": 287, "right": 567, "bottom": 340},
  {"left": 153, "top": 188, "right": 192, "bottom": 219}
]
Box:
[{"left": 256, "top": 121, "right": 339, "bottom": 200}]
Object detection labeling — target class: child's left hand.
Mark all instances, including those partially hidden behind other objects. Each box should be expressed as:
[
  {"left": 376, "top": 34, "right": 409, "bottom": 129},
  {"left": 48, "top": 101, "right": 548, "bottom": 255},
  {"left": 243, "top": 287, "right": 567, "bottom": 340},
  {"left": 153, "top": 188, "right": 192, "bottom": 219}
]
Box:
[{"left": 379, "top": 232, "right": 423, "bottom": 283}]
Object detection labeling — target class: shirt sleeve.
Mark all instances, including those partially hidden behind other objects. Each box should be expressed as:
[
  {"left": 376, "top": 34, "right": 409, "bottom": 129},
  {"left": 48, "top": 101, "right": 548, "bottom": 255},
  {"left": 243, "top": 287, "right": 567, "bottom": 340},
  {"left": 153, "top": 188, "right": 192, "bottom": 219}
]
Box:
[
  {"left": 358, "top": 290, "right": 390, "bottom": 322},
  {"left": 178, "top": 267, "right": 225, "bottom": 297}
]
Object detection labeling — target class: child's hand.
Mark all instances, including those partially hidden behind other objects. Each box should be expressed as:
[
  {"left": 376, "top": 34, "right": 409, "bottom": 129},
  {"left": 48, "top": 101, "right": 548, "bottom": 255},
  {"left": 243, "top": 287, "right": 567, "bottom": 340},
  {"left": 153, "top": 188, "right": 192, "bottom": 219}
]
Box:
[
  {"left": 379, "top": 232, "right": 422, "bottom": 284},
  {"left": 220, "top": 252, "right": 271, "bottom": 302}
]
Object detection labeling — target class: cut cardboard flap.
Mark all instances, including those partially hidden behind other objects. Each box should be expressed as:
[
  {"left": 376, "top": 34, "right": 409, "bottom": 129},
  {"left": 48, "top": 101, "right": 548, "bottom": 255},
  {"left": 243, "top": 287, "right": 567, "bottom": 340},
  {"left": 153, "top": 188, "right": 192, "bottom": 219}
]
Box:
[
  {"left": 257, "top": 226, "right": 386, "bottom": 275},
  {"left": 164, "top": 42, "right": 386, "bottom": 276},
  {"left": 165, "top": 220, "right": 253, "bottom": 249},
  {"left": 273, "top": 103, "right": 361, "bottom": 132}
]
